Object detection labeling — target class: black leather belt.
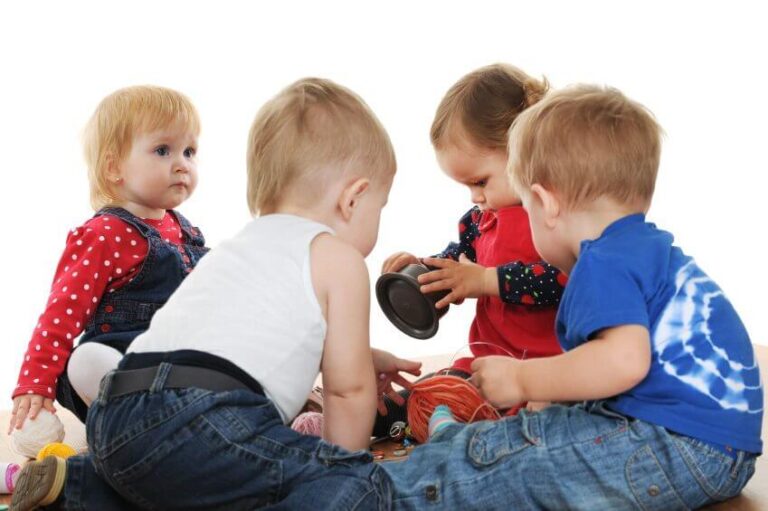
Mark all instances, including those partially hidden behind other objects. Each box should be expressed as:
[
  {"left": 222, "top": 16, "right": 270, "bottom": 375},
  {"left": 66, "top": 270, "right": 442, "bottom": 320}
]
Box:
[{"left": 107, "top": 364, "right": 259, "bottom": 398}]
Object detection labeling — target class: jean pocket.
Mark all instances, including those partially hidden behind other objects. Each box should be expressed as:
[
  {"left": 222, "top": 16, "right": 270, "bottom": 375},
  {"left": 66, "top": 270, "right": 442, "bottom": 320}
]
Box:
[
  {"left": 627, "top": 444, "right": 688, "bottom": 510},
  {"left": 468, "top": 416, "right": 536, "bottom": 467},
  {"left": 671, "top": 435, "right": 747, "bottom": 500}
]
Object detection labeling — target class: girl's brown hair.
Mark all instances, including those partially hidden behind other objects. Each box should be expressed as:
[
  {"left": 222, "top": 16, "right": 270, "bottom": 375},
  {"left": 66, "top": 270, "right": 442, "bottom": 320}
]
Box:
[{"left": 431, "top": 63, "right": 549, "bottom": 151}]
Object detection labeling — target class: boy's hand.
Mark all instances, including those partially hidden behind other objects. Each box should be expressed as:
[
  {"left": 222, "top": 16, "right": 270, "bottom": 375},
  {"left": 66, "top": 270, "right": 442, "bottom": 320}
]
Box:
[
  {"left": 470, "top": 356, "right": 524, "bottom": 409},
  {"left": 8, "top": 394, "right": 57, "bottom": 434},
  {"left": 371, "top": 348, "right": 422, "bottom": 415},
  {"left": 381, "top": 252, "right": 420, "bottom": 274},
  {"left": 525, "top": 400, "right": 551, "bottom": 412},
  {"left": 419, "top": 255, "right": 497, "bottom": 308}
]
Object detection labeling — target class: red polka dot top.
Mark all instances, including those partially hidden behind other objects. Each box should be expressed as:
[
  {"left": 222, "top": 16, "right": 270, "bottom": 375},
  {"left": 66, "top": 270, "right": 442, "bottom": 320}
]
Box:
[{"left": 13, "top": 212, "right": 186, "bottom": 400}]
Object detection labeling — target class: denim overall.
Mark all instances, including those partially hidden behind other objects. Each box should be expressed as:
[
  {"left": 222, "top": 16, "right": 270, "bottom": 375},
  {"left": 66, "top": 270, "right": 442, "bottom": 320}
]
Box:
[{"left": 56, "top": 207, "right": 208, "bottom": 422}]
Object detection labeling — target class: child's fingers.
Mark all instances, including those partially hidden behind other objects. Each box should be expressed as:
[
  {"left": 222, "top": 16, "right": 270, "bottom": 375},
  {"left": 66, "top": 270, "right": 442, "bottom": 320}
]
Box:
[
  {"left": 419, "top": 281, "right": 452, "bottom": 295},
  {"left": 387, "top": 391, "right": 406, "bottom": 406},
  {"left": 8, "top": 400, "right": 21, "bottom": 434},
  {"left": 13, "top": 401, "right": 30, "bottom": 430},
  {"left": 28, "top": 398, "right": 43, "bottom": 420},
  {"left": 377, "top": 399, "right": 388, "bottom": 416},
  {"left": 390, "top": 373, "right": 414, "bottom": 390},
  {"left": 43, "top": 399, "right": 57, "bottom": 414},
  {"left": 435, "top": 292, "right": 457, "bottom": 309},
  {"left": 421, "top": 257, "right": 451, "bottom": 269},
  {"left": 418, "top": 269, "right": 448, "bottom": 285}
]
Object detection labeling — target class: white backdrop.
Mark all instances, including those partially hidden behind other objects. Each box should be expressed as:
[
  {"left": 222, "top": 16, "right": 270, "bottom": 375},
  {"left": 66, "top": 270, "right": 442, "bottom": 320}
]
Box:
[{"left": 1, "top": 1, "right": 766, "bottom": 400}]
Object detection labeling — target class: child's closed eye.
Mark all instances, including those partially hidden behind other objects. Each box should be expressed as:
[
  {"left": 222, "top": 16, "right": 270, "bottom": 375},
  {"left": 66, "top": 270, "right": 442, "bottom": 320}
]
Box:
[{"left": 472, "top": 179, "right": 487, "bottom": 187}]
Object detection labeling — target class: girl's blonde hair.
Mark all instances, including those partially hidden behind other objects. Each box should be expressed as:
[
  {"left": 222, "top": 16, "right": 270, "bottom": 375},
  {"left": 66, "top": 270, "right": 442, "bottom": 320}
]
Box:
[
  {"left": 431, "top": 63, "right": 549, "bottom": 151},
  {"left": 247, "top": 77, "right": 396, "bottom": 216},
  {"left": 508, "top": 84, "right": 662, "bottom": 209},
  {"left": 83, "top": 85, "right": 200, "bottom": 210}
]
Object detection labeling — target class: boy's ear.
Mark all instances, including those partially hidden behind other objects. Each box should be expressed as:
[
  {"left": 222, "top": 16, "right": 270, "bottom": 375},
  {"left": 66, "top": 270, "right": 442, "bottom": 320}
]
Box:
[
  {"left": 530, "top": 183, "right": 561, "bottom": 228},
  {"left": 338, "top": 177, "right": 370, "bottom": 221}
]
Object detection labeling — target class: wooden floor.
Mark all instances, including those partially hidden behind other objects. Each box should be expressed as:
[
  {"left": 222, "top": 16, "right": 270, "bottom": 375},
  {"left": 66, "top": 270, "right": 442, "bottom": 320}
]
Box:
[{"left": 2, "top": 346, "right": 767, "bottom": 508}]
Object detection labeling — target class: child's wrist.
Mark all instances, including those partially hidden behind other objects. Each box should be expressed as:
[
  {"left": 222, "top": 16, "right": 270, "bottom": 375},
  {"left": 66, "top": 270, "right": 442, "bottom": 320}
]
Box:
[{"left": 483, "top": 267, "right": 499, "bottom": 297}]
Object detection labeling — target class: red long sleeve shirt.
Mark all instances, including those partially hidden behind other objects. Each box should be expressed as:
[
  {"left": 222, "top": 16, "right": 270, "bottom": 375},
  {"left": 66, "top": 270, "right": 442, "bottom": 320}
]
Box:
[{"left": 13, "top": 212, "right": 185, "bottom": 400}]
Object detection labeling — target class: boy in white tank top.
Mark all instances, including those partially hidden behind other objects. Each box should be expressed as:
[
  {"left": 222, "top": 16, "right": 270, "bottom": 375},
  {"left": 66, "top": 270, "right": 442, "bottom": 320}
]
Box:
[{"left": 12, "top": 78, "right": 420, "bottom": 511}]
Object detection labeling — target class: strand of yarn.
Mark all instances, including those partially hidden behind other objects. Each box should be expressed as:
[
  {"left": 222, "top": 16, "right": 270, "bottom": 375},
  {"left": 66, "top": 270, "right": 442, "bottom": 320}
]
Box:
[
  {"left": 407, "top": 374, "right": 501, "bottom": 443},
  {"left": 291, "top": 411, "right": 324, "bottom": 437}
]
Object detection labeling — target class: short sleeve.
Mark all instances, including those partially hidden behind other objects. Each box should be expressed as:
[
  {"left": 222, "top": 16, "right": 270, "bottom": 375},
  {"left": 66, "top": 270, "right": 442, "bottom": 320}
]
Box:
[{"left": 557, "top": 251, "right": 650, "bottom": 351}]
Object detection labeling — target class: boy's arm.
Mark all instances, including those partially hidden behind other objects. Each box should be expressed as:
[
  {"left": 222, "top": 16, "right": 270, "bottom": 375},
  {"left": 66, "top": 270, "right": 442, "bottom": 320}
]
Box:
[
  {"left": 313, "top": 235, "right": 377, "bottom": 452},
  {"left": 471, "top": 324, "right": 651, "bottom": 408}
]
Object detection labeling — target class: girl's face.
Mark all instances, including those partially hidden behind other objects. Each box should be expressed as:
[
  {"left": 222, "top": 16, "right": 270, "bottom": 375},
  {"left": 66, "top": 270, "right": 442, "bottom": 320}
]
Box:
[
  {"left": 435, "top": 143, "right": 520, "bottom": 211},
  {"left": 113, "top": 123, "right": 199, "bottom": 219}
]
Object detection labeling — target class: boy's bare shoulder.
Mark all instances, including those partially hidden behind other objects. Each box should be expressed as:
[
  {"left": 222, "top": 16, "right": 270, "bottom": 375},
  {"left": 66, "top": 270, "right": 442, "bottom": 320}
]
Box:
[{"left": 310, "top": 233, "right": 369, "bottom": 289}]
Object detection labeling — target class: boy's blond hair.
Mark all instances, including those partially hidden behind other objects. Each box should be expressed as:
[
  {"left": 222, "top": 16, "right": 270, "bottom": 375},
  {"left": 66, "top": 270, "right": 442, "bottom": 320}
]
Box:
[
  {"left": 431, "top": 63, "right": 549, "bottom": 151},
  {"left": 247, "top": 78, "right": 396, "bottom": 216},
  {"left": 508, "top": 85, "right": 662, "bottom": 209},
  {"left": 83, "top": 86, "right": 200, "bottom": 211}
]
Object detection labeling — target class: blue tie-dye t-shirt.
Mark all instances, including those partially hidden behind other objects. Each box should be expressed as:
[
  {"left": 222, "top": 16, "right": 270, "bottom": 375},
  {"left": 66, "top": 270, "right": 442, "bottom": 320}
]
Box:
[{"left": 557, "top": 214, "right": 763, "bottom": 453}]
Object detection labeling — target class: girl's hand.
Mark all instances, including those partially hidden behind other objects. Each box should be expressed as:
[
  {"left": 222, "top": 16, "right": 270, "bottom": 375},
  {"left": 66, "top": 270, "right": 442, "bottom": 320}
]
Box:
[
  {"left": 381, "top": 252, "right": 420, "bottom": 274},
  {"left": 8, "top": 394, "right": 57, "bottom": 434},
  {"left": 371, "top": 348, "right": 422, "bottom": 415},
  {"left": 419, "top": 255, "right": 497, "bottom": 308},
  {"left": 470, "top": 356, "right": 524, "bottom": 409}
]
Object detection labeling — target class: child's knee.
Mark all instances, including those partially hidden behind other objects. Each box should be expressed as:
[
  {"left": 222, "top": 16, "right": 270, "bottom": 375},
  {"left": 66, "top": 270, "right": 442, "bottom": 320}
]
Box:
[{"left": 67, "top": 343, "right": 122, "bottom": 404}]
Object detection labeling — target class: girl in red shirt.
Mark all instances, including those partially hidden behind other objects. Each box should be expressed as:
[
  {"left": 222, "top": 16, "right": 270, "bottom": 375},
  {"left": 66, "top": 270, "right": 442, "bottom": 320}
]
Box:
[
  {"left": 9, "top": 86, "right": 208, "bottom": 431},
  {"left": 376, "top": 65, "right": 567, "bottom": 435}
]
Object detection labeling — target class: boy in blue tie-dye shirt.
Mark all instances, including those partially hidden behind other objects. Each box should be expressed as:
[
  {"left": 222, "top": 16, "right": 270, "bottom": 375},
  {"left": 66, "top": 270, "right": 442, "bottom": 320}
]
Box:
[{"left": 382, "top": 85, "right": 761, "bottom": 510}]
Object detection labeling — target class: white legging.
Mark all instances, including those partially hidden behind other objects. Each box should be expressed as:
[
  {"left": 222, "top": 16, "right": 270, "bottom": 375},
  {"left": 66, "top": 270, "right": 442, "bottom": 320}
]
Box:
[{"left": 67, "top": 343, "right": 122, "bottom": 406}]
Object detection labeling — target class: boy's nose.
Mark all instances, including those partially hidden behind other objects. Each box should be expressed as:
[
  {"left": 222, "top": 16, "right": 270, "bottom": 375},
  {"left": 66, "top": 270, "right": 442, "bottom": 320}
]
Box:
[{"left": 471, "top": 190, "right": 484, "bottom": 205}]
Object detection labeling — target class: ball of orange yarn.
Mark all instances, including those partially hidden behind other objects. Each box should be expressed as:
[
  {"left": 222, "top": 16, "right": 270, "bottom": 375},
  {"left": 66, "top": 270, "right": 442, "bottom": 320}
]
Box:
[
  {"left": 407, "top": 374, "right": 501, "bottom": 444},
  {"left": 36, "top": 442, "right": 77, "bottom": 461}
]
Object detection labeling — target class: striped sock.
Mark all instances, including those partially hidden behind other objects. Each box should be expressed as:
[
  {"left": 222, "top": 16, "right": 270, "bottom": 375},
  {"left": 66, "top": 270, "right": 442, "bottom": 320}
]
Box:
[{"left": 428, "top": 404, "right": 457, "bottom": 440}]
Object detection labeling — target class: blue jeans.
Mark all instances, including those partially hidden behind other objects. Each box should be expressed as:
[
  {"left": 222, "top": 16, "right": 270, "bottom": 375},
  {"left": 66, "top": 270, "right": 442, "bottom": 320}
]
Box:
[
  {"left": 381, "top": 402, "right": 757, "bottom": 510},
  {"left": 60, "top": 363, "right": 391, "bottom": 510}
]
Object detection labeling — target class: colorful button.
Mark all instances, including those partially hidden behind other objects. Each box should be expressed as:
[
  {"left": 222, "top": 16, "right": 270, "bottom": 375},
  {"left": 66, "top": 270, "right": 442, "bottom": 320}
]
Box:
[
  {"left": 104, "top": 305, "right": 114, "bottom": 313},
  {"left": 100, "top": 324, "right": 111, "bottom": 333}
]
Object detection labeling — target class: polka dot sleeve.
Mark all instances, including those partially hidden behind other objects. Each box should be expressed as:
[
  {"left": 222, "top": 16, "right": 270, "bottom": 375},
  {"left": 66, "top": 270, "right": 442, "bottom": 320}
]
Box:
[
  {"left": 12, "top": 215, "right": 148, "bottom": 400},
  {"left": 497, "top": 261, "right": 568, "bottom": 306}
]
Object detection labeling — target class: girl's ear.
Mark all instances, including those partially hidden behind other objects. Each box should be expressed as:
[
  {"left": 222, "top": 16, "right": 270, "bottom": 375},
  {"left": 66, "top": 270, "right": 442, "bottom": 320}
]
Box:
[
  {"left": 530, "top": 183, "right": 561, "bottom": 228},
  {"left": 105, "top": 153, "right": 122, "bottom": 184},
  {"left": 337, "top": 177, "right": 370, "bottom": 221}
]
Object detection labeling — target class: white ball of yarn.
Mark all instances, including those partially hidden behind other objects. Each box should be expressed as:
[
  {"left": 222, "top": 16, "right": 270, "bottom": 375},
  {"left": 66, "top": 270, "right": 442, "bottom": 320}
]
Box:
[{"left": 9, "top": 409, "right": 65, "bottom": 458}]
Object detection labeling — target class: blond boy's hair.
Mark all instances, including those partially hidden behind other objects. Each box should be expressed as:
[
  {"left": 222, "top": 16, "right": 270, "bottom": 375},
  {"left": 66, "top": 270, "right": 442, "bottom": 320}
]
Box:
[
  {"left": 246, "top": 78, "right": 396, "bottom": 216},
  {"left": 83, "top": 86, "right": 200, "bottom": 211},
  {"left": 508, "top": 85, "right": 662, "bottom": 209},
  {"left": 431, "top": 63, "right": 549, "bottom": 150}
]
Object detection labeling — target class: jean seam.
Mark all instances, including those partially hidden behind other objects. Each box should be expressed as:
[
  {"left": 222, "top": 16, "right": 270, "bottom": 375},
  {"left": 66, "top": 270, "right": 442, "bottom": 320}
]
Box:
[
  {"left": 96, "top": 390, "right": 211, "bottom": 458},
  {"left": 197, "top": 413, "right": 285, "bottom": 501},
  {"left": 671, "top": 435, "right": 731, "bottom": 499}
]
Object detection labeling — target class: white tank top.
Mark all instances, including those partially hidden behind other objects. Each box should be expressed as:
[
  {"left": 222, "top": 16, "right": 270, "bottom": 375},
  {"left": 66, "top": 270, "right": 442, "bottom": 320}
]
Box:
[{"left": 128, "top": 214, "right": 331, "bottom": 423}]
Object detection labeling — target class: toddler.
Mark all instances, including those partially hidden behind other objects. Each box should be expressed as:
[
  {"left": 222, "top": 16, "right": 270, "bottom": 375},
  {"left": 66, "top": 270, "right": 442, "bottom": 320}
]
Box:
[
  {"left": 9, "top": 85, "right": 208, "bottom": 435},
  {"left": 377, "top": 64, "right": 567, "bottom": 434}
]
